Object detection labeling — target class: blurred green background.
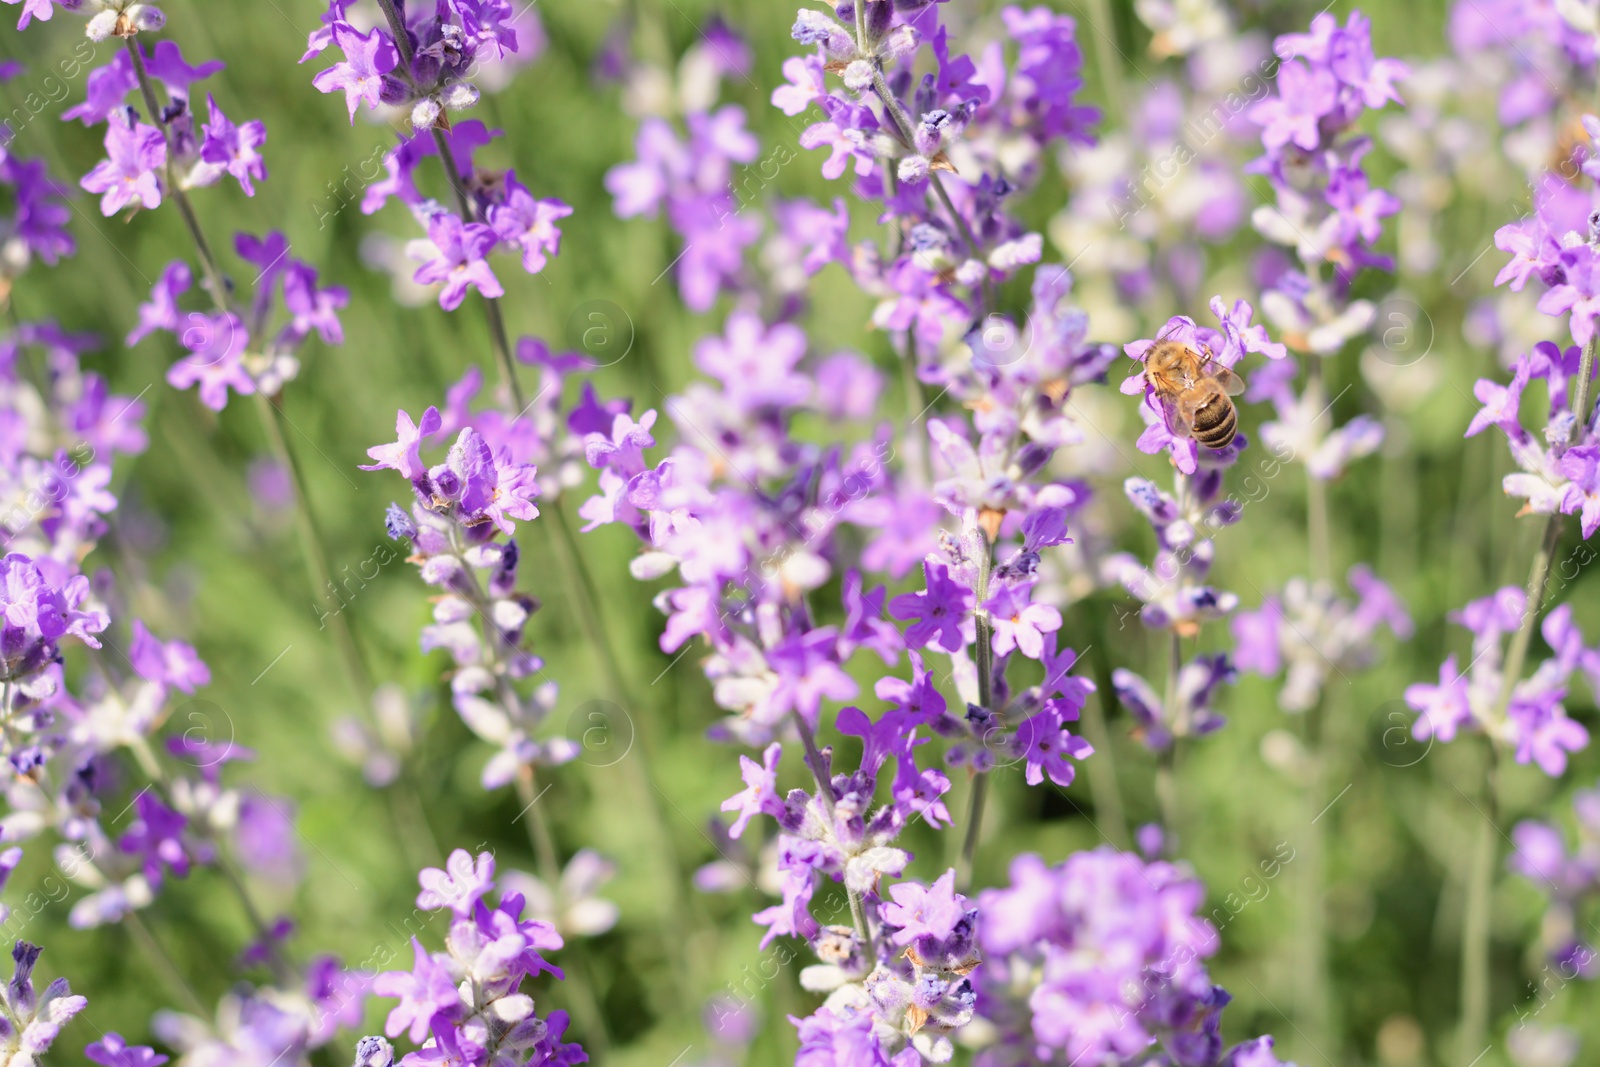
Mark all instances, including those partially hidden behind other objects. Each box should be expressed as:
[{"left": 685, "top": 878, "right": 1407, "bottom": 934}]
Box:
[{"left": 4, "top": 0, "right": 1596, "bottom": 1065}]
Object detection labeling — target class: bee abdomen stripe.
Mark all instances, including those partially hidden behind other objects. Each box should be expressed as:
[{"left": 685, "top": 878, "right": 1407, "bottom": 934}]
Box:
[{"left": 1194, "top": 406, "right": 1236, "bottom": 448}]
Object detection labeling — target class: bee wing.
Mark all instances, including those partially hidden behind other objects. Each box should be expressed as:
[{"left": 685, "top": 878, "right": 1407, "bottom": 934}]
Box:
[
  {"left": 1157, "top": 393, "right": 1196, "bottom": 439},
  {"left": 1204, "top": 361, "right": 1246, "bottom": 396}
]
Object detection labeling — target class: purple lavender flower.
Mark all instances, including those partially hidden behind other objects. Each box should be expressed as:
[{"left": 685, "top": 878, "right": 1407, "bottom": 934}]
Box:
[
  {"left": 487, "top": 177, "right": 572, "bottom": 275},
  {"left": 165, "top": 312, "right": 253, "bottom": 411},
  {"left": 127, "top": 261, "right": 191, "bottom": 346},
  {"left": 198, "top": 94, "right": 267, "bottom": 196},
  {"left": 2, "top": 0, "right": 65, "bottom": 30},
  {"left": 0, "top": 943, "right": 86, "bottom": 1063},
  {"left": 722, "top": 742, "right": 785, "bottom": 839},
  {"left": 1232, "top": 566, "right": 1410, "bottom": 712},
  {"left": 983, "top": 581, "right": 1061, "bottom": 659},
  {"left": 889, "top": 560, "right": 972, "bottom": 655},
  {"left": 410, "top": 212, "right": 504, "bottom": 311},
  {"left": 312, "top": 22, "right": 401, "bottom": 122},
  {"left": 879, "top": 869, "right": 970, "bottom": 951},
  {"left": 1249, "top": 60, "right": 1338, "bottom": 151},
  {"left": 370, "top": 853, "right": 581, "bottom": 1064},
  {"left": 415, "top": 848, "right": 497, "bottom": 917},
  {"left": 1, "top": 552, "right": 107, "bottom": 689},
  {"left": 128, "top": 619, "right": 210, "bottom": 694},
  {"left": 117, "top": 792, "right": 198, "bottom": 887},
  {"left": 362, "top": 406, "right": 443, "bottom": 482},
  {"left": 87, "top": 1033, "right": 170, "bottom": 1067},
  {"left": 976, "top": 848, "right": 1219, "bottom": 1065},
  {"left": 79, "top": 110, "right": 165, "bottom": 216},
  {"left": 1405, "top": 591, "right": 1592, "bottom": 775},
  {"left": 1507, "top": 781, "right": 1600, "bottom": 973}
]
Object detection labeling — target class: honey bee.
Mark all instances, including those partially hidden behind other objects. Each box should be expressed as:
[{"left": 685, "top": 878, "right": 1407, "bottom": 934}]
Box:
[{"left": 1141, "top": 337, "right": 1246, "bottom": 450}]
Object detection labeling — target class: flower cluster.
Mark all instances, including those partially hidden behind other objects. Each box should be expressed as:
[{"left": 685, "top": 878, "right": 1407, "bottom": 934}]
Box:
[
  {"left": 1246, "top": 11, "right": 1407, "bottom": 283},
  {"left": 721, "top": 718, "right": 939, "bottom": 945},
  {"left": 1508, "top": 779, "right": 1600, "bottom": 977},
  {"left": 0, "top": 82, "right": 74, "bottom": 279},
  {"left": 1250, "top": 351, "right": 1384, "bottom": 481},
  {"left": 1236, "top": 12, "right": 1407, "bottom": 507},
  {"left": 0, "top": 941, "right": 87, "bottom": 1063},
  {"left": 605, "top": 104, "right": 760, "bottom": 312},
  {"left": 127, "top": 233, "right": 348, "bottom": 410},
  {"left": 1493, "top": 134, "right": 1600, "bottom": 350},
  {"left": 974, "top": 847, "right": 1294, "bottom": 1067},
  {"left": 363, "top": 849, "right": 586, "bottom": 1067},
  {"left": 69, "top": 41, "right": 262, "bottom": 212},
  {"left": 1463, "top": 339, "right": 1600, "bottom": 534},
  {"left": 308, "top": 0, "right": 524, "bottom": 130},
  {"left": 363, "top": 401, "right": 584, "bottom": 789},
  {"left": 777, "top": 3, "right": 1098, "bottom": 360},
  {"left": 356, "top": 120, "right": 570, "bottom": 311},
  {"left": 48, "top": 16, "right": 355, "bottom": 413},
  {"left": 794, "top": 869, "right": 980, "bottom": 1064},
  {"left": 577, "top": 309, "right": 879, "bottom": 743},
  {"left": 723, "top": 714, "right": 977, "bottom": 1060},
  {"left": 1232, "top": 565, "right": 1412, "bottom": 712},
  {"left": 1405, "top": 594, "right": 1591, "bottom": 776},
  {"left": 307, "top": 0, "right": 565, "bottom": 317}
]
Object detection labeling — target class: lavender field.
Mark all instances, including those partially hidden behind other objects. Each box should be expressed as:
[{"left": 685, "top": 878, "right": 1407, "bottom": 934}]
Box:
[{"left": 0, "top": 1, "right": 1592, "bottom": 1066}]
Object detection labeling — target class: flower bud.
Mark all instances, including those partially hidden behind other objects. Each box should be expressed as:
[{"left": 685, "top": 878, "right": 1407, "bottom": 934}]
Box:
[
  {"left": 954, "top": 258, "right": 987, "bottom": 287},
  {"left": 411, "top": 98, "right": 442, "bottom": 131},
  {"left": 441, "top": 82, "right": 479, "bottom": 110},
  {"left": 353, "top": 1035, "right": 395, "bottom": 1067},
  {"left": 842, "top": 59, "right": 874, "bottom": 91},
  {"left": 384, "top": 503, "right": 418, "bottom": 541},
  {"left": 128, "top": 4, "right": 164, "bottom": 31},
  {"left": 879, "top": 24, "right": 918, "bottom": 60},
  {"left": 85, "top": 10, "right": 118, "bottom": 39},
  {"left": 898, "top": 154, "right": 930, "bottom": 183},
  {"left": 791, "top": 10, "right": 856, "bottom": 58},
  {"left": 914, "top": 109, "right": 949, "bottom": 156},
  {"left": 864, "top": 0, "right": 894, "bottom": 43}
]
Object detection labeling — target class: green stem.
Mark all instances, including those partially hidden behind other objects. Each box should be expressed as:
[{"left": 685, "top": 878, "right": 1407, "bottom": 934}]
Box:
[
  {"left": 253, "top": 393, "right": 374, "bottom": 699},
  {"left": 1079, "top": 635, "right": 1129, "bottom": 850},
  {"left": 1293, "top": 706, "right": 1331, "bottom": 1061},
  {"left": 123, "top": 910, "right": 210, "bottom": 1017},
  {"left": 544, "top": 499, "right": 688, "bottom": 890},
  {"left": 1154, "top": 747, "right": 1178, "bottom": 841},
  {"left": 546, "top": 501, "right": 629, "bottom": 691},
  {"left": 1084, "top": 0, "right": 1126, "bottom": 123},
  {"left": 956, "top": 774, "right": 988, "bottom": 891},
  {"left": 957, "top": 525, "right": 995, "bottom": 892},
  {"left": 1156, "top": 631, "right": 1182, "bottom": 839},
  {"left": 372, "top": 0, "right": 413, "bottom": 64},
  {"left": 217, "top": 858, "right": 296, "bottom": 987},
  {"left": 1460, "top": 752, "right": 1498, "bottom": 1064}
]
